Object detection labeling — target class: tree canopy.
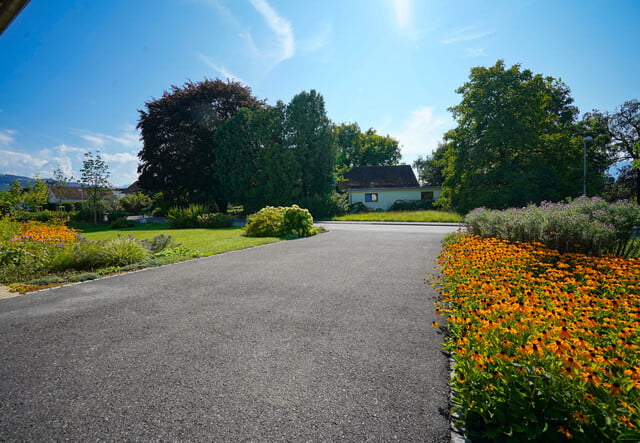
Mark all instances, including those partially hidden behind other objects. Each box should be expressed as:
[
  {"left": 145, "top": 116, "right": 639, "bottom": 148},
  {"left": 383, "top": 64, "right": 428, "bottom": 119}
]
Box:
[
  {"left": 440, "top": 60, "right": 609, "bottom": 213},
  {"left": 334, "top": 123, "right": 401, "bottom": 170},
  {"left": 137, "top": 79, "right": 263, "bottom": 211}
]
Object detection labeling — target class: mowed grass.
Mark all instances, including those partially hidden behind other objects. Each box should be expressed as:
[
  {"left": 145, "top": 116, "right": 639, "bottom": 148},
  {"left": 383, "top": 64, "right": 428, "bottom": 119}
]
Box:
[
  {"left": 78, "top": 223, "right": 280, "bottom": 256},
  {"left": 332, "top": 210, "right": 462, "bottom": 223}
]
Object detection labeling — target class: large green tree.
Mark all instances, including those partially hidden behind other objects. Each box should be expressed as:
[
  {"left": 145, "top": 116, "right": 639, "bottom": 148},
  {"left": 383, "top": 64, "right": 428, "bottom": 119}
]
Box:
[
  {"left": 285, "top": 90, "right": 336, "bottom": 200},
  {"left": 413, "top": 142, "right": 451, "bottom": 186},
  {"left": 586, "top": 99, "right": 640, "bottom": 201},
  {"left": 137, "top": 79, "right": 262, "bottom": 211},
  {"left": 334, "top": 123, "right": 401, "bottom": 171},
  {"left": 213, "top": 103, "right": 298, "bottom": 213},
  {"left": 441, "top": 60, "right": 600, "bottom": 213}
]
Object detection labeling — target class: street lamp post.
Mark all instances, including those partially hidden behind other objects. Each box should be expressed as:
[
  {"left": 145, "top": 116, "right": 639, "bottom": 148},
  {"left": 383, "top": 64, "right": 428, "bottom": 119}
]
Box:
[{"left": 583, "top": 136, "right": 593, "bottom": 196}]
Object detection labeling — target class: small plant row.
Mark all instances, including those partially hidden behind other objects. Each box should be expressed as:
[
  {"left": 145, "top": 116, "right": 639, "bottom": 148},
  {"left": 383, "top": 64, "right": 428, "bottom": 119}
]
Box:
[
  {"left": 167, "top": 205, "right": 234, "bottom": 229},
  {"left": 434, "top": 235, "right": 640, "bottom": 441},
  {"left": 0, "top": 219, "right": 182, "bottom": 286},
  {"left": 465, "top": 197, "right": 640, "bottom": 257}
]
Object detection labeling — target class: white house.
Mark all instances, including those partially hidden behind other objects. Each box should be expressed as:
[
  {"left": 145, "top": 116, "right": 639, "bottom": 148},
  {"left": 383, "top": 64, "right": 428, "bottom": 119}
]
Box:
[{"left": 343, "top": 165, "right": 442, "bottom": 211}]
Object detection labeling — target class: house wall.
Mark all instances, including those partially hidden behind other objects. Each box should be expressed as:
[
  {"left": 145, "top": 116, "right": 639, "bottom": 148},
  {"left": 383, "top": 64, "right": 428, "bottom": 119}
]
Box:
[{"left": 347, "top": 188, "right": 442, "bottom": 210}]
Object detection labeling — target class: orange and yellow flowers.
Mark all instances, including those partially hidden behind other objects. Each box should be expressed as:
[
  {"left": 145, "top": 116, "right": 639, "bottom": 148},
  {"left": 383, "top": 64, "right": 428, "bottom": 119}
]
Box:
[{"left": 437, "top": 235, "right": 640, "bottom": 441}]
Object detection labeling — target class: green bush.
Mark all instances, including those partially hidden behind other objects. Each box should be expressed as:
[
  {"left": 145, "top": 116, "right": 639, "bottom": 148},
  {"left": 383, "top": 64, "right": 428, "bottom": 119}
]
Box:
[
  {"left": 107, "top": 211, "right": 130, "bottom": 223},
  {"left": 13, "top": 210, "right": 62, "bottom": 222},
  {"left": 465, "top": 197, "right": 640, "bottom": 257},
  {"left": 348, "top": 202, "right": 370, "bottom": 214},
  {"left": 323, "top": 192, "right": 348, "bottom": 217},
  {"left": 168, "top": 204, "right": 209, "bottom": 228},
  {"left": 0, "top": 243, "right": 46, "bottom": 283},
  {"left": 246, "top": 205, "right": 317, "bottom": 238},
  {"left": 71, "top": 207, "right": 104, "bottom": 222},
  {"left": 282, "top": 205, "right": 316, "bottom": 238},
  {"left": 245, "top": 206, "right": 286, "bottom": 237},
  {"left": 197, "top": 213, "right": 234, "bottom": 228},
  {"left": 139, "top": 234, "right": 175, "bottom": 253},
  {"left": 109, "top": 217, "right": 136, "bottom": 229},
  {"left": 47, "top": 239, "right": 103, "bottom": 272},
  {"left": 389, "top": 199, "right": 434, "bottom": 211}
]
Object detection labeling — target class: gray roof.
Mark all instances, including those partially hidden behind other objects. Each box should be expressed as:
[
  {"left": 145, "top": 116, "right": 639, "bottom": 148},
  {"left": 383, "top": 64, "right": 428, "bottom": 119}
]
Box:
[{"left": 343, "top": 165, "right": 419, "bottom": 189}]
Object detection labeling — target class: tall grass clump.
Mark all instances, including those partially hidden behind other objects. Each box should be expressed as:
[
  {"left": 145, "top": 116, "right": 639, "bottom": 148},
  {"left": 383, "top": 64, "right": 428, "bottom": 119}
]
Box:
[{"left": 465, "top": 197, "right": 640, "bottom": 257}]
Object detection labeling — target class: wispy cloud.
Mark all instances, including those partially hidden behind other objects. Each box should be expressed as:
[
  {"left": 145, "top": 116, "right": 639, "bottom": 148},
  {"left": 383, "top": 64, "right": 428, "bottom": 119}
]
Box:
[
  {"left": 0, "top": 129, "right": 17, "bottom": 147},
  {"left": 249, "top": 0, "right": 295, "bottom": 65},
  {"left": 197, "top": 52, "right": 245, "bottom": 83},
  {"left": 0, "top": 149, "right": 48, "bottom": 176},
  {"left": 71, "top": 127, "right": 140, "bottom": 149},
  {"left": 394, "top": 107, "right": 452, "bottom": 162},
  {"left": 442, "top": 26, "right": 493, "bottom": 44}
]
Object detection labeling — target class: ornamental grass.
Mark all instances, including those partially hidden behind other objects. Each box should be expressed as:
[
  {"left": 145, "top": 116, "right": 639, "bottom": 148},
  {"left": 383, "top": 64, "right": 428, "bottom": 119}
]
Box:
[{"left": 436, "top": 235, "right": 639, "bottom": 441}]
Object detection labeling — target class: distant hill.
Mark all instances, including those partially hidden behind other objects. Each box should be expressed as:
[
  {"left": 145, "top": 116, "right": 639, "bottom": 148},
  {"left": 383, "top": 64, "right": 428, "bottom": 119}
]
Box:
[{"left": 0, "top": 174, "right": 82, "bottom": 191}]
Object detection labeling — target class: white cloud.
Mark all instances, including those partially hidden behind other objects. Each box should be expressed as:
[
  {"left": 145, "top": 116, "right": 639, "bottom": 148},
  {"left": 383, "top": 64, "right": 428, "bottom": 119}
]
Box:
[
  {"left": 249, "top": 0, "right": 295, "bottom": 65},
  {"left": 0, "top": 129, "right": 17, "bottom": 147},
  {"left": 0, "top": 149, "right": 48, "bottom": 176},
  {"left": 394, "top": 107, "right": 452, "bottom": 163},
  {"left": 197, "top": 52, "right": 245, "bottom": 83},
  {"left": 71, "top": 127, "right": 140, "bottom": 149},
  {"left": 442, "top": 26, "right": 493, "bottom": 44},
  {"left": 102, "top": 152, "right": 139, "bottom": 186}
]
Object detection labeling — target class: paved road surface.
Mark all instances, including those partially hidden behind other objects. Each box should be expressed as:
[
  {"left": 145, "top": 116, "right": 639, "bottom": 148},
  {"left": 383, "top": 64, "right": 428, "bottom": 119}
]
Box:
[{"left": 0, "top": 223, "right": 458, "bottom": 441}]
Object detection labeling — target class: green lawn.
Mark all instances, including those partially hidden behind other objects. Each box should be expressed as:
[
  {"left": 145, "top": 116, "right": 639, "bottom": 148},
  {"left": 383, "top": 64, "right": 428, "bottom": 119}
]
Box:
[
  {"left": 78, "top": 222, "right": 280, "bottom": 256},
  {"left": 331, "top": 210, "right": 462, "bottom": 223}
]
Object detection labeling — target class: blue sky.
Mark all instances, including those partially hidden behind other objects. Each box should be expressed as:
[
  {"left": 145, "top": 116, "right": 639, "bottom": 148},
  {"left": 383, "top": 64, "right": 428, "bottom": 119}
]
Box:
[{"left": 1, "top": 0, "right": 638, "bottom": 186}]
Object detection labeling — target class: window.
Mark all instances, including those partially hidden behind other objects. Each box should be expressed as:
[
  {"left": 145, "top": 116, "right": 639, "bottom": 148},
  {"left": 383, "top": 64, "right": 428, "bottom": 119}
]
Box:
[
  {"left": 365, "top": 193, "right": 378, "bottom": 202},
  {"left": 421, "top": 191, "right": 434, "bottom": 201}
]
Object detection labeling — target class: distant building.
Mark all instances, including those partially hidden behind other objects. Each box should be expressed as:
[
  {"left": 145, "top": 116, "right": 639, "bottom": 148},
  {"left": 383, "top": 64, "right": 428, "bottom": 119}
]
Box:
[{"left": 343, "top": 165, "right": 442, "bottom": 211}]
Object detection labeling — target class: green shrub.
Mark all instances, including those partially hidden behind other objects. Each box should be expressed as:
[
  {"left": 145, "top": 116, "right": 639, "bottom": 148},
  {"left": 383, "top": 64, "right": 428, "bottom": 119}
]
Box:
[
  {"left": 68, "top": 272, "right": 99, "bottom": 282},
  {"left": 348, "top": 202, "right": 370, "bottom": 214},
  {"left": 0, "top": 243, "right": 46, "bottom": 283},
  {"left": 0, "top": 217, "right": 20, "bottom": 241},
  {"left": 282, "top": 205, "right": 316, "bottom": 238},
  {"left": 93, "top": 235, "right": 150, "bottom": 267},
  {"left": 72, "top": 207, "right": 104, "bottom": 222},
  {"left": 139, "top": 234, "right": 175, "bottom": 253},
  {"left": 245, "top": 206, "right": 286, "bottom": 237},
  {"left": 245, "top": 205, "right": 317, "bottom": 238},
  {"left": 109, "top": 217, "right": 136, "bottom": 229},
  {"left": 107, "top": 211, "right": 130, "bottom": 223},
  {"left": 323, "top": 192, "right": 348, "bottom": 217},
  {"left": 168, "top": 204, "right": 209, "bottom": 228},
  {"left": 465, "top": 197, "right": 640, "bottom": 257},
  {"left": 197, "top": 213, "right": 234, "bottom": 228},
  {"left": 13, "top": 210, "right": 62, "bottom": 223},
  {"left": 389, "top": 199, "right": 434, "bottom": 211}
]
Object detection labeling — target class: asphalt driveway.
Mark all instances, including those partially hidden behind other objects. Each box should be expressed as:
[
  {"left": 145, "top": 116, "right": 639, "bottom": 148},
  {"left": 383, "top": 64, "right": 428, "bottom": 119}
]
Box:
[{"left": 0, "top": 223, "right": 459, "bottom": 441}]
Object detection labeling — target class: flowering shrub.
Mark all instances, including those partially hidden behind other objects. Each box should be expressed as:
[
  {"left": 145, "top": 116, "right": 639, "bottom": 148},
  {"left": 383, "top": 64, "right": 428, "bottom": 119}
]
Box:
[
  {"left": 245, "top": 205, "right": 317, "bottom": 238},
  {"left": 436, "top": 236, "right": 640, "bottom": 441},
  {"left": 465, "top": 197, "right": 640, "bottom": 257}
]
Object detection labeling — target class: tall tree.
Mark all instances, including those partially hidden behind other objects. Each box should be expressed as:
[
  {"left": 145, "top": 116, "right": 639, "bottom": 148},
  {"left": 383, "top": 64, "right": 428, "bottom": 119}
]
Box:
[
  {"left": 413, "top": 142, "right": 451, "bottom": 186},
  {"left": 442, "top": 60, "right": 588, "bottom": 213},
  {"left": 51, "top": 166, "right": 74, "bottom": 205},
  {"left": 285, "top": 90, "right": 336, "bottom": 200},
  {"left": 80, "top": 151, "right": 111, "bottom": 224},
  {"left": 214, "top": 103, "right": 298, "bottom": 213},
  {"left": 586, "top": 99, "right": 640, "bottom": 201},
  {"left": 334, "top": 123, "right": 401, "bottom": 170},
  {"left": 137, "top": 79, "right": 262, "bottom": 211}
]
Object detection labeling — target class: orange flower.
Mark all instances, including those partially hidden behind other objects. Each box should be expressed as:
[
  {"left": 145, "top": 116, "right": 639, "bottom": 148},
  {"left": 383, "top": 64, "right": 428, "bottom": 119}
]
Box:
[{"left": 557, "top": 426, "right": 573, "bottom": 439}]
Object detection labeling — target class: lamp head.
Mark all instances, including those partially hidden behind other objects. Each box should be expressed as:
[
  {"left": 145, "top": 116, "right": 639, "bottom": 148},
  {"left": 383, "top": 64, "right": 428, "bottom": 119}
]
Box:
[{"left": 583, "top": 136, "right": 593, "bottom": 141}]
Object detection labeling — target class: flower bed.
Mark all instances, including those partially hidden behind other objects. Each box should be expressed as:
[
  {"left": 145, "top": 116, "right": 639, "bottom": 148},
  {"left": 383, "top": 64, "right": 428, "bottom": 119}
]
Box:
[{"left": 437, "top": 236, "right": 640, "bottom": 441}]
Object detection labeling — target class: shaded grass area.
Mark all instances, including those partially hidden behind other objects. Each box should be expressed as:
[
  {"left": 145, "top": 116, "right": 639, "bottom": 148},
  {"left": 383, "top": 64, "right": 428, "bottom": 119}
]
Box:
[
  {"left": 331, "top": 210, "right": 462, "bottom": 223},
  {"left": 79, "top": 223, "right": 280, "bottom": 256}
]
